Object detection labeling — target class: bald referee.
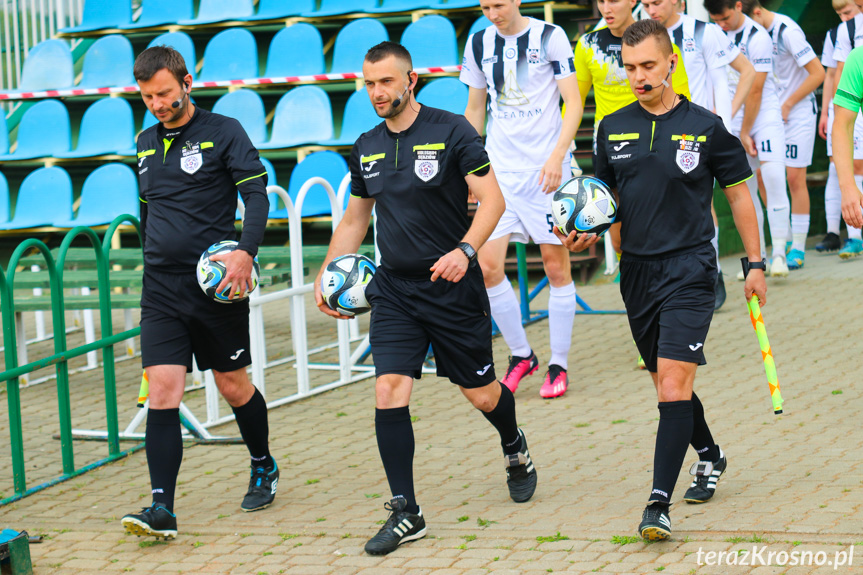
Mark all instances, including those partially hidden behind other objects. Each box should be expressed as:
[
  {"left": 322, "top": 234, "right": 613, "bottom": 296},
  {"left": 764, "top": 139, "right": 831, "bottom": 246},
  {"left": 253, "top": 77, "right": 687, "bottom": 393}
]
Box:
[{"left": 557, "top": 20, "right": 766, "bottom": 540}]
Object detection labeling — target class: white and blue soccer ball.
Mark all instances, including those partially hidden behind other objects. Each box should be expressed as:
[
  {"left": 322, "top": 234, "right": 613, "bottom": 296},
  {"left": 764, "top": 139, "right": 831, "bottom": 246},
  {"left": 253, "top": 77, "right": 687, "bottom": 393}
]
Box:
[
  {"left": 196, "top": 240, "right": 260, "bottom": 303},
  {"left": 551, "top": 176, "right": 618, "bottom": 237},
  {"left": 320, "top": 254, "right": 376, "bottom": 317}
]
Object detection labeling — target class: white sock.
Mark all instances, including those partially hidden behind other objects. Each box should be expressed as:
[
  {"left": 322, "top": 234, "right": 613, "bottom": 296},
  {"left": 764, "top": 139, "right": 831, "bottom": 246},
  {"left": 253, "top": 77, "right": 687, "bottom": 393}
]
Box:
[
  {"left": 486, "top": 278, "right": 531, "bottom": 358},
  {"left": 746, "top": 158, "right": 767, "bottom": 259},
  {"left": 760, "top": 161, "right": 790, "bottom": 259},
  {"left": 547, "top": 282, "right": 575, "bottom": 370},
  {"left": 712, "top": 225, "right": 721, "bottom": 271},
  {"left": 791, "top": 214, "right": 810, "bottom": 252},
  {"left": 852, "top": 177, "right": 863, "bottom": 241},
  {"left": 825, "top": 163, "right": 842, "bottom": 235}
]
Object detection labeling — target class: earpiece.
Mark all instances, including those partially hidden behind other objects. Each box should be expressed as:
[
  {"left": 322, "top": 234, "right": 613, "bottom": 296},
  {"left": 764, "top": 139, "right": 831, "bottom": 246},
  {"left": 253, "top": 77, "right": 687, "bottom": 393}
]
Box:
[
  {"left": 392, "top": 71, "right": 413, "bottom": 108},
  {"left": 172, "top": 81, "right": 189, "bottom": 109}
]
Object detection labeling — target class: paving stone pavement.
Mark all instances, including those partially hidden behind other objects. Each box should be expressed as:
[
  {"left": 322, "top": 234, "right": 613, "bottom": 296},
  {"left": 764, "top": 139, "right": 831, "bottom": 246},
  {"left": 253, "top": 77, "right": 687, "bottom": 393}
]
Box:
[{"left": 1, "top": 245, "right": 862, "bottom": 574}]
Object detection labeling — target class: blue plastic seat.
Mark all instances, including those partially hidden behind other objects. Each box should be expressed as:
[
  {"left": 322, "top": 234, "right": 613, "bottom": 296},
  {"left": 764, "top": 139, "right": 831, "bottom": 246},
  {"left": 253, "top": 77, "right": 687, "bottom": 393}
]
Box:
[
  {"left": 243, "top": 0, "right": 314, "bottom": 20},
  {"left": 370, "top": 0, "right": 445, "bottom": 13},
  {"left": 199, "top": 29, "right": 259, "bottom": 82},
  {"left": 236, "top": 157, "right": 279, "bottom": 220},
  {"left": 0, "top": 100, "right": 70, "bottom": 161},
  {"left": 468, "top": 15, "right": 493, "bottom": 38},
  {"left": 56, "top": 98, "right": 135, "bottom": 159},
  {"left": 270, "top": 151, "right": 348, "bottom": 218},
  {"left": 330, "top": 19, "right": 389, "bottom": 74},
  {"left": 15, "top": 40, "right": 73, "bottom": 92},
  {"left": 122, "top": 0, "right": 194, "bottom": 28},
  {"left": 303, "top": 0, "right": 377, "bottom": 17},
  {"left": 212, "top": 89, "right": 267, "bottom": 146},
  {"left": 401, "top": 15, "right": 458, "bottom": 68},
  {"left": 259, "top": 86, "right": 333, "bottom": 149},
  {"left": 0, "top": 114, "right": 8, "bottom": 156},
  {"left": 0, "top": 167, "right": 73, "bottom": 229},
  {"left": 60, "top": 0, "right": 131, "bottom": 33},
  {"left": 265, "top": 24, "right": 325, "bottom": 77},
  {"left": 77, "top": 35, "right": 135, "bottom": 89},
  {"left": 444, "top": 0, "right": 480, "bottom": 7},
  {"left": 179, "top": 0, "right": 254, "bottom": 25},
  {"left": 147, "top": 32, "right": 196, "bottom": 80},
  {"left": 320, "top": 89, "right": 379, "bottom": 146},
  {"left": 54, "top": 164, "right": 139, "bottom": 227},
  {"left": 417, "top": 78, "right": 469, "bottom": 116},
  {"left": 0, "top": 172, "right": 9, "bottom": 224}
]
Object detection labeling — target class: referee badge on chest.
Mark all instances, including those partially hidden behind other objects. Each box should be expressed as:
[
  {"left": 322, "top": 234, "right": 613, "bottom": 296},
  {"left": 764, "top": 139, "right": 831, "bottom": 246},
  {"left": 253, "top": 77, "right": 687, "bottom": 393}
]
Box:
[
  {"left": 673, "top": 135, "right": 703, "bottom": 174},
  {"left": 180, "top": 141, "right": 203, "bottom": 175},
  {"left": 414, "top": 144, "right": 443, "bottom": 182}
]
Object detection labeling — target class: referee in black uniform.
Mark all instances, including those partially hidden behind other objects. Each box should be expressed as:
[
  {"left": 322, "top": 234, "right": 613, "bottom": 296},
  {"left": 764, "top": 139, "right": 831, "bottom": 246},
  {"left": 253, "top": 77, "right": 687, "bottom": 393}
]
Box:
[
  {"left": 557, "top": 20, "right": 767, "bottom": 541},
  {"left": 121, "top": 47, "right": 276, "bottom": 540},
  {"left": 315, "top": 42, "right": 538, "bottom": 556}
]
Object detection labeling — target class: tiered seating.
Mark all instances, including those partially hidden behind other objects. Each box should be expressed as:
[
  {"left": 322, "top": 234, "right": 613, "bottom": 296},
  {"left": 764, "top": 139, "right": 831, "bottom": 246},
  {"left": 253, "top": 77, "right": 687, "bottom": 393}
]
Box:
[
  {"left": 14, "top": 40, "right": 73, "bottom": 93},
  {"left": 0, "top": 172, "right": 8, "bottom": 224},
  {"left": 0, "top": 114, "right": 8, "bottom": 156},
  {"left": 330, "top": 19, "right": 389, "bottom": 74},
  {"left": 259, "top": 87, "right": 334, "bottom": 149},
  {"left": 56, "top": 98, "right": 136, "bottom": 158},
  {"left": 370, "top": 0, "right": 446, "bottom": 12},
  {"left": 212, "top": 90, "right": 267, "bottom": 147},
  {"left": 0, "top": 167, "right": 73, "bottom": 229},
  {"left": 178, "top": 0, "right": 254, "bottom": 25},
  {"left": 77, "top": 35, "right": 135, "bottom": 89},
  {"left": 417, "top": 78, "right": 468, "bottom": 115},
  {"left": 147, "top": 32, "right": 196, "bottom": 80},
  {"left": 53, "top": 164, "right": 139, "bottom": 227},
  {"left": 304, "top": 0, "right": 378, "bottom": 18},
  {"left": 242, "top": 0, "right": 314, "bottom": 20},
  {"left": 122, "top": 0, "right": 194, "bottom": 29},
  {"left": 321, "top": 90, "right": 379, "bottom": 146},
  {"left": 0, "top": 100, "right": 70, "bottom": 161},
  {"left": 401, "top": 15, "right": 458, "bottom": 67},
  {"left": 265, "top": 24, "right": 325, "bottom": 77},
  {"left": 468, "top": 15, "right": 493, "bottom": 37},
  {"left": 280, "top": 151, "right": 349, "bottom": 218},
  {"left": 199, "top": 29, "right": 259, "bottom": 81},
  {"left": 59, "top": 0, "right": 131, "bottom": 33}
]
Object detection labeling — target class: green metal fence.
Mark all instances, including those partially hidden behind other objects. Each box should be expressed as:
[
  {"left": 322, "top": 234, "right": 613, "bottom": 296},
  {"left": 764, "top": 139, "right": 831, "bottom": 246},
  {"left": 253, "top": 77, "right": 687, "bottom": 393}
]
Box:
[{"left": 1, "top": 215, "right": 144, "bottom": 506}]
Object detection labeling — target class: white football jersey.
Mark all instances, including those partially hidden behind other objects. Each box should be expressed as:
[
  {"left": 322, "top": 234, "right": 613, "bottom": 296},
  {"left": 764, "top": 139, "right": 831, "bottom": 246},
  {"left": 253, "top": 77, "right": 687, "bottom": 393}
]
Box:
[
  {"left": 460, "top": 17, "right": 575, "bottom": 172},
  {"left": 832, "top": 12, "right": 863, "bottom": 62},
  {"left": 822, "top": 25, "right": 839, "bottom": 69},
  {"left": 724, "top": 15, "right": 782, "bottom": 131},
  {"left": 667, "top": 14, "right": 738, "bottom": 111},
  {"left": 767, "top": 13, "right": 817, "bottom": 109}
]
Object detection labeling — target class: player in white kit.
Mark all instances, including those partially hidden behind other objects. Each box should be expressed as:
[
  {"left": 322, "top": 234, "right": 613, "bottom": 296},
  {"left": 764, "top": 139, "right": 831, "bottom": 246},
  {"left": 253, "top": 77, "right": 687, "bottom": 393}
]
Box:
[
  {"left": 461, "top": 0, "right": 582, "bottom": 398},
  {"left": 644, "top": 0, "right": 755, "bottom": 309},
  {"left": 829, "top": 0, "right": 863, "bottom": 258},
  {"left": 744, "top": 0, "right": 824, "bottom": 270},
  {"left": 705, "top": 0, "right": 791, "bottom": 277}
]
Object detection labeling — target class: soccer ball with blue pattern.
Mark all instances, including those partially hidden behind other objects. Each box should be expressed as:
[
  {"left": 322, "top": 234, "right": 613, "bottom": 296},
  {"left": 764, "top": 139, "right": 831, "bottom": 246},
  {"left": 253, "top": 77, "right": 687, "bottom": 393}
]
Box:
[
  {"left": 196, "top": 240, "right": 260, "bottom": 303},
  {"left": 551, "top": 176, "right": 617, "bottom": 237},
  {"left": 321, "top": 254, "right": 376, "bottom": 317}
]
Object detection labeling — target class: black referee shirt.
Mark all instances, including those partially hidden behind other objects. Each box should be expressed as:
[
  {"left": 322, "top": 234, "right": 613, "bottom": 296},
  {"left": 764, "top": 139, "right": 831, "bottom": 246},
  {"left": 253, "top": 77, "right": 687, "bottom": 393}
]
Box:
[
  {"left": 136, "top": 107, "right": 268, "bottom": 272},
  {"left": 595, "top": 98, "right": 752, "bottom": 257},
  {"left": 350, "top": 105, "right": 490, "bottom": 278}
]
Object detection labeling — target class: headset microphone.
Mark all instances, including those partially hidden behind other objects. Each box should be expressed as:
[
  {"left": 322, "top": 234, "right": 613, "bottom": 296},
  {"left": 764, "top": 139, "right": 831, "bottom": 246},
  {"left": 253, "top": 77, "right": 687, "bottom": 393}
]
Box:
[
  {"left": 391, "top": 71, "right": 413, "bottom": 108},
  {"left": 172, "top": 82, "right": 189, "bottom": 109},
  {"left": 641, "top": 67, "right": 673, "bottom": 93}
]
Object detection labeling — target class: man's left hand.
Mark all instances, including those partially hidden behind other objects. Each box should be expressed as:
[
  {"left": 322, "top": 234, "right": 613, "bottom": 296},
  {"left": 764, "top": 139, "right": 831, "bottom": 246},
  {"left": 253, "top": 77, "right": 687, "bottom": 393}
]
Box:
[
  {"left": 210, "top": 248, "right": 254, "bottom": 300},
  {"left": 841, "top": 183, "right": 863, "bottom": 229},
  {"left": 553, "top": 227, "right": 600, "bottom": 252},
  {"left": 781, "top": 101, "right": 791, "bottom": 123},
  {"left": 430, "top": 249, "right": 468, "bottom": 282},
  {"left": 744, "top": 269, "right": 767, "bottom": 307},
  {"left": 538, "top": 152, "right": 566, "bottom": 194}
]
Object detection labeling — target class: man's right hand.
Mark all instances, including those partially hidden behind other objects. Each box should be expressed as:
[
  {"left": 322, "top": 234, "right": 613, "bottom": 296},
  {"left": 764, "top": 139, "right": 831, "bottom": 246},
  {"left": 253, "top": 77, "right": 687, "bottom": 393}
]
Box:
[
  {"left": 314, "top": 269, "right": 355, "bottom": 320},
  {"left": 553, "top": 227, "right": 601, "bottom": 252},
  {"left": 740, "top": 132, "right": 757, "bottom": 157},
  {"left": 818, "top": 114, "right": 829, "bottom": 140}
]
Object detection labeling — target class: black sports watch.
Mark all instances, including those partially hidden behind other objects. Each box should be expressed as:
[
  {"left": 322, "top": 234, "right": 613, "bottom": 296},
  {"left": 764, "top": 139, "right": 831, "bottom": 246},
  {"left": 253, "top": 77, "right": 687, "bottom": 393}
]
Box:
[
  {"left": 457, "top": 242, "right": 477, "bottom": 263},
  {"left": 740, "top": 257, "right": 767, "bottom": 278}
]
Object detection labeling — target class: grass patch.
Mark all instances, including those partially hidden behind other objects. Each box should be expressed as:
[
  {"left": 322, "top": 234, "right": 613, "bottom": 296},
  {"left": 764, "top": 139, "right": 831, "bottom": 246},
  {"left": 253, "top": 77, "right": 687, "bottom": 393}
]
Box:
[
  {"left": 611, "top": 535, "right": 642, "bottom": 545},
  {"left": 536, "top": 532, "right": 569, "bottom": 543},
  {"left": 305, "top": 479, "right": 320, "bottom": 485},
  {"left": 457, "top": 515, "right": 469, "bottom": 523},
  {"left": 138, "top": 540, "right": 167, "bottom": 548}
]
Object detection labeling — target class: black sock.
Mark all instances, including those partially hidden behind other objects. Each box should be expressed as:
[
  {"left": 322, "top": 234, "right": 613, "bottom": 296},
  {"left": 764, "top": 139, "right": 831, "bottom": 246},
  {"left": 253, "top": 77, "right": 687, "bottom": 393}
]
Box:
[
  {"left": 480, "top": 383, "right": 521, "bottom": 455},
  {"left": 690, "top": 392, "right": 719, "bottom": 462},
  {"left": 146, "top": 408, "right": 182, "bottom": 512},
  {"left": 375, "top": 406, "right": 418, "bottom": 514},
  {"left": 650, "top": 400, "right": 693, "bottom": 504},
  {"left": 231, "top": 388, "right": 273, "bottom": 469}
]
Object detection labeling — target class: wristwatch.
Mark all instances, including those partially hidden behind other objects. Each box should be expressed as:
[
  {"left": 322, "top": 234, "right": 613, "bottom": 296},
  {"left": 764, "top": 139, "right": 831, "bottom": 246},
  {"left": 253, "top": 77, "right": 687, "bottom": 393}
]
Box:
[
  {"left": 740, "top": 256, "right": 767, "bottom": 278},
  {"left": 457, "top": 242, "right": 477, "bottom": 263}
]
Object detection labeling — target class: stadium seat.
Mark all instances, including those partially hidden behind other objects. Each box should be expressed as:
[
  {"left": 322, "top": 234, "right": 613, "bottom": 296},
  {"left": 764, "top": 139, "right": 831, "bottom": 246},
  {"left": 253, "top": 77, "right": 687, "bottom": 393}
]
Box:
[
  {"left": 122, "top": 0, "right": 194, "bottom": 29},
  {"left": 258, "top": 86, "right": 333, "bottom": 149},
  {"left": 417, "top": 78, "right": 469, "bottom": 115},
  {"left": 303, "top": 0, "right": 377, "bottom": 17},
  {"left": 0, "top": 100, "right": 70, "bottom": 161},
  {"left": 0, "top": 167, "right": 72, "bottom": 229},
  {"left": 370, "top": 0, "right": 445, "bottom": 13},
  {"left": 147, "top": 32, "right": 196, "bottom": 80},
  {"left": 444, "top": 0, "right": 480, "bottom": 7},
  {"left": 0, "top": 114, "right": 8, "bottom": 156},
  {"left": 274, "top": 151, "right": 348, "bottom": 218},
  {"left": 142, "top": 110, "right": 159, "bottom": 132},
  {"left": 212, "top": 89, "right": 267, "bottom": 146},
  {"left": 60, "top": 0, "right": 131, "bottom": 33},
  {"left": 179, "top": 0, "right": 254, "bottom": 25},
  {"left": 77, "top": 35, "right": 135, "bottom": 89},
  {"left": 56, "top": 98, "right": 136, "bottom": 159},
  {"left": 243, "top": 0, "right": 314, "bottom": 20},
  {"left": 330, "top": 19, "right": 389, "bottom": 74},
  {"left": 0, "top": 172, "right": 9, "bottom": 224},
  {"left": 265, "top": 24, "right": 325, "bottom": 77},
  {"left": 401, "top": 15, "right": 458, "bottom": 68},
  {"left": 468, "top": 15, "right": 493, "bottom": 37},
  {"left": 14, "top": 40, "right": 73, "bottom": 93},
  {"left": 320, "top": 89, "right": 378, "bottom": 146},
  {"left": 236, "top": 157, "right": 279, "bottom": 219},
  {"left": 54, "top": 164, "right": 139, "bottom": 227},
  {"left": 199, "top": 28, "right": 259, "bottom": 82}
]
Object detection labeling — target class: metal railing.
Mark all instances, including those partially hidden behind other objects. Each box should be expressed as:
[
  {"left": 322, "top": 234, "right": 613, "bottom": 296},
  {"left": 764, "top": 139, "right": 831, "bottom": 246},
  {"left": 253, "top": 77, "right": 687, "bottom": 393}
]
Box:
[{"left": 0, "top": 215, "right": 143, "bottom": 506}]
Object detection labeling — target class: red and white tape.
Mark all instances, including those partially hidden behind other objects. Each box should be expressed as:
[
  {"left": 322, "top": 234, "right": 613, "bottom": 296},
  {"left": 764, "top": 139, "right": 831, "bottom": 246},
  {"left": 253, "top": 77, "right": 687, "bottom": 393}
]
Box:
[{"left": 0, "top": 65, "right": 462, "bottom": 101}]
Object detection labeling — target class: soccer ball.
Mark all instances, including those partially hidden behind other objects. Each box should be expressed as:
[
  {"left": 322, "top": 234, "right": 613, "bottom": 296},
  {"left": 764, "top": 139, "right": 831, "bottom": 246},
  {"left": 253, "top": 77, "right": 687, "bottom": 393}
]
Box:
[
  {"left": 320, "top": 254, "right": 376, "bottom": 317},
  {"left": 196, "top": 240, "right": 260, "bottom": 303},
  {"left": 550, "top": 176, "right": 618, "bottom": 237}
]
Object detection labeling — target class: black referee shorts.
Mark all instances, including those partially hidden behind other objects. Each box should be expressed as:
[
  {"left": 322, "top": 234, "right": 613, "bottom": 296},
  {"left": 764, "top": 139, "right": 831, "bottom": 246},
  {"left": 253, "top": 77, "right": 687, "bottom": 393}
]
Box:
[
  {"left": 365, "top": 265, "right": 497, "bottom": 388},
  {"left": 619, "top": 244, "right": 716, "bottom": 373},
  {"left": 140, "top": 268, "right": 252, "bottom": 373}
]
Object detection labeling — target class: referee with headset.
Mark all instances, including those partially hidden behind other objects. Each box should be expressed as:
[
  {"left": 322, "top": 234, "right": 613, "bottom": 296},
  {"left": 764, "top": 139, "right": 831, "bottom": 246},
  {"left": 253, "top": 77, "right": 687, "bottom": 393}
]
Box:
[
  {"left": 121, "top": 46, "right": 276, "bottom": 540},
  {"left": 315, "top": 42, "right": 537, "bottom": 556},
  {"left": 558, "top": 20, "right": 767, "bottom": 541}
]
